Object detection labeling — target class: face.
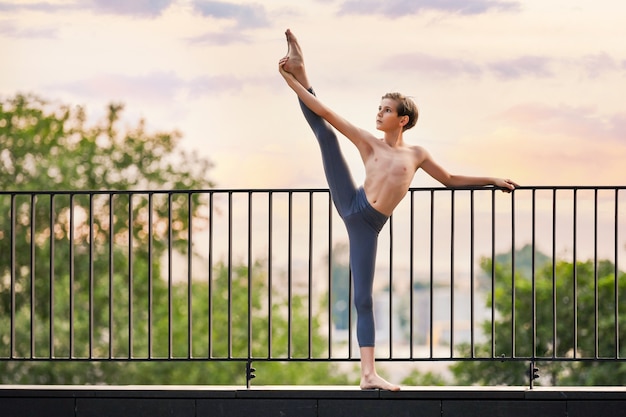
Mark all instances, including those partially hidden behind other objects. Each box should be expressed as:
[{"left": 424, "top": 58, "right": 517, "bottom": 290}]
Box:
[{"left": 376, "top": 98, "right": 405, "bottom": 131}]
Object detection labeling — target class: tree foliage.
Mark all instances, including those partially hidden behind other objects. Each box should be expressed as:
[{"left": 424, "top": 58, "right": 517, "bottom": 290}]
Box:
[
  {"left": 0, "top": 93, "right": 351, "bottom": 386},
  {"left": 451, "top": 248, "right": 626, "bottom": 386},
  {"left": 0, "top": 93, "right": 213, "bottom": 191}
]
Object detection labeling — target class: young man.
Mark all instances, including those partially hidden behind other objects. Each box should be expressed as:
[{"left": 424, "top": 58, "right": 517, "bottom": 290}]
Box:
[{"left": 278, "top": 29, "right": 517, "bottom": 391}]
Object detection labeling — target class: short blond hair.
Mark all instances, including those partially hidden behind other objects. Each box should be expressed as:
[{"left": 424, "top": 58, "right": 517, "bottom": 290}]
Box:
[{"left": 382, "top": 92, "right": 418, "bottom": 131}]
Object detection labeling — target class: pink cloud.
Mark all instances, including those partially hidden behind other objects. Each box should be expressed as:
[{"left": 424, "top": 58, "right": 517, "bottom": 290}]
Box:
[
  {"left": 579, "top": 52, "right": 621, "bottom": 79},
  {"left": 382, "top": 53, "right": 482, "bottom": 78},
  {"left": 497, "top": 103, "right": 625, "bottom": 145},
  {"left": 455, "top": 104, "right": 626, "bottom": 185}
]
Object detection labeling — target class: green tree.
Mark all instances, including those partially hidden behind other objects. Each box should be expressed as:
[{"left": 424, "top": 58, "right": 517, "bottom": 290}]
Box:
[
  {"left": 0, "top": 93, "right": 214, "bottom": 319},
  {"left": 0, "top": 93, "right": 352, "bottom": 385},
  {"left": 451, "top": 249, "right": 626, "bottom": 386},
  {"left": 0, "top": 256, "right": 352, "bottom": 385},
  {"left": 0, "top": 93, "right": 209, "bottom": 382}
]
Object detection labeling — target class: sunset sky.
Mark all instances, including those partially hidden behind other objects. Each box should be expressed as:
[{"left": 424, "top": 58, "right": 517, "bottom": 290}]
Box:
[{"left": 2, "top": 0, "right": 625, "bottom": 191}]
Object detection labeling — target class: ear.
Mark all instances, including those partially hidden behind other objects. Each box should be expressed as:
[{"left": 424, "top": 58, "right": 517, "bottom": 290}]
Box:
[{"left": 400, "top": 115, "right": 409, "bottom": 126}]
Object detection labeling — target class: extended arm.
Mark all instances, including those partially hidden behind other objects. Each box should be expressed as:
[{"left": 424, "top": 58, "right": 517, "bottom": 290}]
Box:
[
  {"left": 279, "top": 57, "right": 376, "bottom": 158},
  {"left": 418, "top": 147, "right": 517, "bottom": 192}
]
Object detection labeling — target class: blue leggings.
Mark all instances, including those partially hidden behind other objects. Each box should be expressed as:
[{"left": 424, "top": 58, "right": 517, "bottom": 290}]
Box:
[{"left": 299, "top": 88, "right": 389, "bottom": 347}]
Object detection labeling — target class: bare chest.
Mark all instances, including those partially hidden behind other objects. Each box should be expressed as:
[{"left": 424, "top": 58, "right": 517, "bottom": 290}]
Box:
[{"left": 365, "top": 148, "right": 417, "bottom": 182}]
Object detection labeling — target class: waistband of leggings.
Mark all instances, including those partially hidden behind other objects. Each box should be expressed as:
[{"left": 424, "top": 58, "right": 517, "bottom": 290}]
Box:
[{"left": 356, "top": 187, "right": 389, "bottom": 232}]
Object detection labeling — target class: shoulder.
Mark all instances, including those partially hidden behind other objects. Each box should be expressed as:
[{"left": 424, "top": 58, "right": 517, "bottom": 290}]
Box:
[{"left": 408, "top": 145, "right": 431, "bottom": 162}]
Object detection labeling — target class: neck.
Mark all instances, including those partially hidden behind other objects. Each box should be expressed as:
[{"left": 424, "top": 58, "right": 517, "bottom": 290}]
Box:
[{"left": 383, "top": 129, "right": 404, "bottom": 147}]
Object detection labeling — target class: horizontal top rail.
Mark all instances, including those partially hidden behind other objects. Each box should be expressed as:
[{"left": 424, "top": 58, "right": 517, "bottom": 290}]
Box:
[{"left": 1, "top": 185, "right": 625, "bottom": 195}]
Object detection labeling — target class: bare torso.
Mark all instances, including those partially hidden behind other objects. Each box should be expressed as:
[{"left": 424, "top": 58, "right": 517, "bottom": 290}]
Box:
[{"left": 362, "top": 139, "right": 424, "bottom": 216}]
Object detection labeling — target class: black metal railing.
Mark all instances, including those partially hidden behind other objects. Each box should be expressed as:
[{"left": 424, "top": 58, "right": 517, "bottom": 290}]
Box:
[{"left": 0, "top": 186, "right": 624, "bottom": 387}]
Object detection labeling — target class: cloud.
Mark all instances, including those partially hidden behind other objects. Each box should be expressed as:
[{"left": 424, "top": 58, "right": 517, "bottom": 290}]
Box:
[
  {"left": 186, "top": 30, "right": 250, "bottom": 46},
  {"left": 191, "top": 1, "right": 270, "bottom": 28},
  {"left": 187, "top": 74, "right": 245, "bottom": 96},
  {"left": 384, "top": 52, "right": 626, "bottom": 80},
  {"left": 488, "top": 56, "right": 554, "bottom": 79},
  {"left": 0, "top": 1, "right": 72, "bottom": 13},
  {"left": 0, "top": 0, "right": 174, "bottom": 17},
  {"left": 497, "top": 103, "right": 626, "bottom": 145},
  {"left": 382, "top": 53, "right": 552, "bottom": 80},
  {"left": 450, "top": 104, "right": 626, "bottom": 186},
  {"left": 0, "top": 19, "right": 57, "bottom": 38},
  {"left": 579, "top": 52, "right": 621, "bottom": 79},
  {"left": 51, "top": 72, "right": 249, "bottom": 101},
  {"left": 382, "top": 53, "right": 483, "bottom": 78},
  {"left": 338, "top": 0, "right": 521, "bottom": 18},
  {"left": 54, "top": 72, "right": 186, "bottom": 102},
  {"left": 87, "top": 0, "right": 175, "bottom": 17}
]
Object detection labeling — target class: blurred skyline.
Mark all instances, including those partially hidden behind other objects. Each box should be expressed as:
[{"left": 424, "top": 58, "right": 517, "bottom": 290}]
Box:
[{"left": 1, "top": 0, "right": 625, "bottom": 190}]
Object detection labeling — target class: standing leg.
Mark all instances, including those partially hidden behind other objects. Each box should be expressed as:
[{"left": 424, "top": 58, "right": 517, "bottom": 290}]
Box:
[{"left": 346, "top": 194, "right": 400, "bottom": 391}]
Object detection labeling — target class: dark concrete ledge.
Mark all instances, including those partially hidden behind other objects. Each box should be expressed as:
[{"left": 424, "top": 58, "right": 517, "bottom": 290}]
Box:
[{"left": 2, "top": 385, "right": 626, "bottom": 417}]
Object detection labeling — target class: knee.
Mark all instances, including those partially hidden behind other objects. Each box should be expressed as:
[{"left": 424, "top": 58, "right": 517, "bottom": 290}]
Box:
[{"left": 354, "top": 293, "right": 373, "bottom": 315}]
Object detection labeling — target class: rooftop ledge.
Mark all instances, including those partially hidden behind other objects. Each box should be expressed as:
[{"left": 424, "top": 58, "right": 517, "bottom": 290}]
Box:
[{"left": 2, "top": 384, "right": 626, "bottom": 399}]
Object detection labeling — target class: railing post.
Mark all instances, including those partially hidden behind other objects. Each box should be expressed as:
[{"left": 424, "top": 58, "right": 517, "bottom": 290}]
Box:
[
  {"left": 246, "top": 360, "right": 256, "bottom": 389},
  {"left": 529, "top": 360, "right": 539, "bottom": 389}
]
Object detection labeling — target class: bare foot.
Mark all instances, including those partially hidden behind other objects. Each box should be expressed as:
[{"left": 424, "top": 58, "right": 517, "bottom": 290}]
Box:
[
  {"left": 360, "top": 373, "right": 401, "bottom": 391},
  {"left": 282, "top": 28, "right": 311, "bottom": 89}
]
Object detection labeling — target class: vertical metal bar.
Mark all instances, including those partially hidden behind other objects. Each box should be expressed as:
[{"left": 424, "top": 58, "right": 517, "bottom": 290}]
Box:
[
  {"left": 108, "top": 194, "right": 115, "bottom": 359},
  {"left": 327, "top": 192, "right": 333, "bottom": 358},
  {"left": 409, "top": 190, "right": 415, "bottom": 359},
  {"left": 89, "top": 193, "right": 94, "bottom": 359},
  {"left": 308, "top": 191, "right": 314, "bottom": 359},
  {"left": 429, "top": 190, "right": 435, "bottom": 358},
  {"left": 10, "top": 194, "right": 16, "bottom": 359},
  {"left": 208, "top": 192, "right": 214, "bottom": 358},
  {"left": 69, "top": 194, "right": 75, "bottom": 358},
  {"left": 168, "top": 193, "right": 174, "bottom": 358},
  {"left": 594, "top": 188, "right": 599, "bottom": 358},
  {"left": 148, "top": 193, "right": 154, "bottom": 359},
  {"left": 348, "top": 255, "right": 353, "bottom": 358},
  {"left": 247, "top": 192, "right": 253, "bottom": 361},
  {"left": 188, "top": 192, "right": 194, "bottom": 359},
  {"left": 287, "top": 191, "right": 293, "bottom": 358},
  {"left": 615, "top": 188, "right": 620, "bottom": 358},
  {"left": 470, "top": 190, "right": 475, "bottom": 358},
  {"left": 29, "top": 194, "right": 36, "bottom": 358},
  {"left": 449, "top": 190, "right": 455, "bottom": 357},
  {"left": 531, "top": 189, "right": 537, "bottom": 360},
  {"left": 49, "top": 194, "right": 55, "bottom": 358},
  {"left": 227, "top": 191, "right": 233, "bottom": 358},
  {"left": 267, "top": 191, "right": 273, "bottom": 358},
  {"left": 552, "top": 189, "right": 557, "bottom": 358},
  {"left": 573, "top": 189, "right": 578, "bottom": 358},
  {"left": 128, "top": 194, "right": 134, "bottom": 358},
  {"left": 491, "top": 189, "right": 496, "bottom": 358},
  {"left": 388, "top": 214, "right": 394, "bottom": 358},
  {"left": 511, "top": 190, "right": 516, "bottom": 358}
]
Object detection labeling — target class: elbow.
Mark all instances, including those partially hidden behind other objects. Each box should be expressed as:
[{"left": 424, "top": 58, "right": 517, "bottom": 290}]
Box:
[{"left": 442, "top": 175, "right": 458, "bottom": 188}]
